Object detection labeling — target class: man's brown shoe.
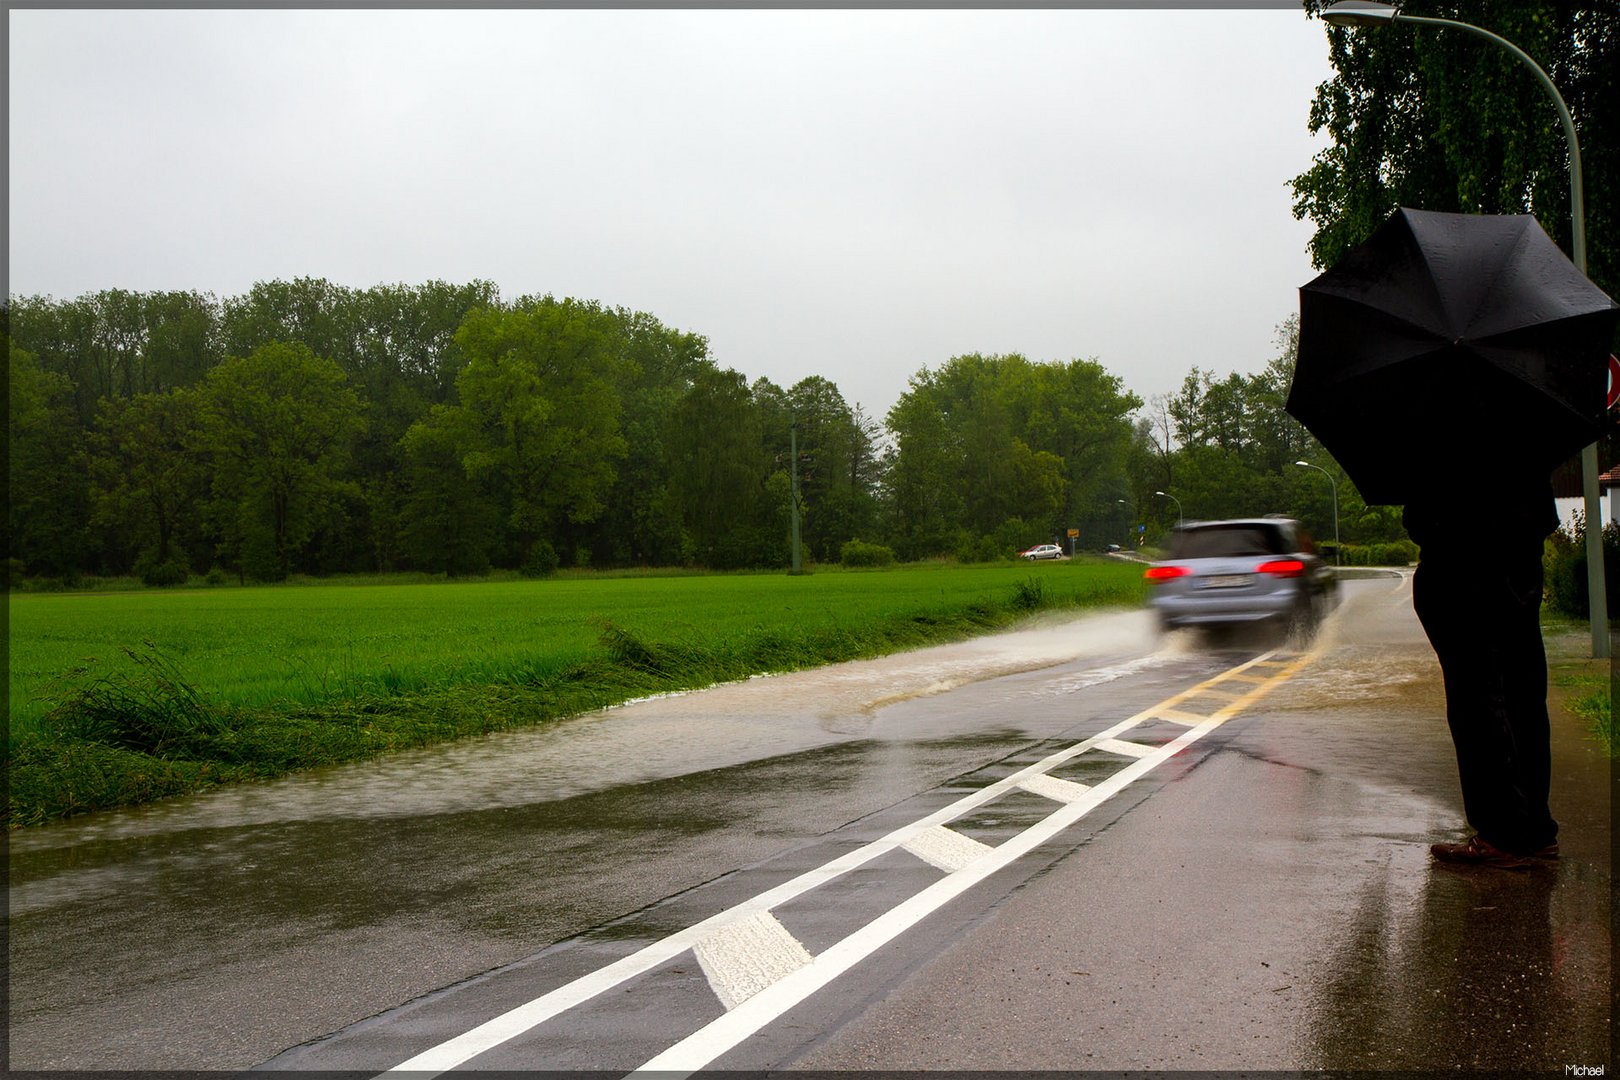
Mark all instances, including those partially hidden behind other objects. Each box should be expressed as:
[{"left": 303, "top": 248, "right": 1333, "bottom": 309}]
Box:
[{"left": 1430, "top": 835, "right": 1548, "bottom": 871}]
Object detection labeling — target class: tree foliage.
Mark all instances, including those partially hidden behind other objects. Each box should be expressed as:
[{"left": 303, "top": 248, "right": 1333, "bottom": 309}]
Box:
[
  {"left": 885, "top": 353, "right": 1139, "bottom": 558},
  {"left": 7, "top": 340, "right": 89, "bottom": 578},
  {"left": 90, "top": 389, "right": 206, "bottom": 571},
  {"left": 6, "top": 278, "right": 1325, "bottom": 580},
  {"left": 1288, "top": 2, "right": 1617, "bottom": 523},
  {"left": 1128, "top": 317, "right": 1409, "bottom": 551},
  {"left": 1292, "top": 0, "right": 1617, "bottom": 303},
  {"left": 194, "top": 343, "right": 366, "bottom": 581}
]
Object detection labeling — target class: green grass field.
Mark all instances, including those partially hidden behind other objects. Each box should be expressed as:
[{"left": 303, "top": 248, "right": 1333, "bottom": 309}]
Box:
[{"left": 8, "top": 560, "right": 1148, "bottom": 826}]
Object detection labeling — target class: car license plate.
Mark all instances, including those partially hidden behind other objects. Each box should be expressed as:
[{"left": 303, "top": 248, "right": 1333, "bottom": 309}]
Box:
[{"left": 1201, "top": 574, "right": 1250, "bottom": 589}]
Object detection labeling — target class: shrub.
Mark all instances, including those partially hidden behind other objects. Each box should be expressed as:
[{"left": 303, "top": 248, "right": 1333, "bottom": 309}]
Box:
[
  {"left": 44, "top": 643, "right": 233, "bottom": 759},
  {"left": 1011, "top": 575, "right": 1048, "bottom": 611},
  {"left": 840, "top": 539, "right": 896, "bottom": 567},
  {"left": 204, "top": 566, "right": 229, "bottom": 586},
  {"left": 991, "top": 518, "right": 1043, "bottom": 559},
  {"left": 522, "top": 540, "right": 560, "bottom": 578},
  {"left": 134, "top": 551, "right": 190, "bottom": 587},
  {"left": 1338, "top": 540, "right": 1417, "bottom": 567},
  {"left": 954, "top": 535, "right": 1005, "bottom": 564},
  {"left": 1545, "top": 520, "right": 1620, "bottom": 618}
]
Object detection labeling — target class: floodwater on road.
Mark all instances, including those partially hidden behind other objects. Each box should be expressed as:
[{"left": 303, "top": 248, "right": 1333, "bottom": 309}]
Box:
[
  {"left": 7, "top": 602, "right": 1213, "bottom": 1070},
  {"left": 11, "top": 605, "right": 1169, "bottom": 854}
]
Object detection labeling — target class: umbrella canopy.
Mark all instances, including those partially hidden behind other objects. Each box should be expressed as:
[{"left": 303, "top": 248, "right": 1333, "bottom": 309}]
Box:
[{"left": 1288, "top": 207, "right": 1619, "bottom": 505}]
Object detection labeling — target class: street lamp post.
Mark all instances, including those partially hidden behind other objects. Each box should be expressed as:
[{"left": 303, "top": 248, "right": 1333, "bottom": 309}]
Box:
[
  {"left": 1154, "top": 490, "right": 1184, "bottom": 528},
  {"left": 1319, "top": 0, "right": 1608, "bottom": 657},
  {"left": 1295, "top": 460, "right": 1340, "bottom": 565},
  {"left": 789, "top": 421, "right": 803, "bottom": 575}
]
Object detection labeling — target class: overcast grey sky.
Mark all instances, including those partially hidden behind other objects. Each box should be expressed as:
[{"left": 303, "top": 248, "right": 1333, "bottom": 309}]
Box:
[{"left": 8, "top": 6, "right": 1335, "bottom": 420}]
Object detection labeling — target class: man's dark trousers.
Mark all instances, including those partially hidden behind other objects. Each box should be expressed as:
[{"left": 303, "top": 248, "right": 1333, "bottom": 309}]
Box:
[{"left": 1410, "top": 534, "right": 1558, "bottom": 855}]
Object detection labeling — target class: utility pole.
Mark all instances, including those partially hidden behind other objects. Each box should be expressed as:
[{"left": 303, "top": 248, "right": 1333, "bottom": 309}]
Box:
[{"left": 790, "top": 421, "right": 804, "bottom": 574}]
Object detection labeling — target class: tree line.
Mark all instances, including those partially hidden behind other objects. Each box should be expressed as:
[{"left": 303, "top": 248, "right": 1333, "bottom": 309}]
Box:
[
  {"left": 1125, "top": 317, "right": 1405, "bottom": 553},
  {"left": 13, "top": 4, "right": 1614, "bottom": 586},
  {"left": 11, "top": 280, "right": 1240, "bottom": 583}
]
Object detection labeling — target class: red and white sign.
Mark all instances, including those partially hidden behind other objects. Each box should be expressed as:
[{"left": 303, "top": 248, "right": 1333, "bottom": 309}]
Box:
[{"left": 1609, "top": 354, "right": 1620, "bottom": 411}]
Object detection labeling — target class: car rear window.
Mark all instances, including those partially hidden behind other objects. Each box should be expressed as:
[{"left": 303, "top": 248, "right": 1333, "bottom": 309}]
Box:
[{"left": 1167, "top": 524, "right": 1289, "bottom": 559}]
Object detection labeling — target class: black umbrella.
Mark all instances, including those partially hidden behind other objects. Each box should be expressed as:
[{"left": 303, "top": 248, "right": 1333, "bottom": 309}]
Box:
[{"left": 1287, "top": 207, "right": 1619, "bottom": 505}]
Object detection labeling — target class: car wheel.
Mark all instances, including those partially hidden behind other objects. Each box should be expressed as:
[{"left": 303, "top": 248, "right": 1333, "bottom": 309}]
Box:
[{"left": 1285, "top": 596, "right": 1319, "bottom": 648}]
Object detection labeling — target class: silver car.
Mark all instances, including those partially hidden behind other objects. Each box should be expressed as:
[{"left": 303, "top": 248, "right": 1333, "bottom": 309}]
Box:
[{"left": 1145, "top": 517, "right": 1335, "bottom": 634}]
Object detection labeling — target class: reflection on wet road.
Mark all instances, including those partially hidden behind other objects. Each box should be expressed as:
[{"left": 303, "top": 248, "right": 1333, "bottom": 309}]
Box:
[
  {"left": 10, "top": 605, "right": 1236, "bottom": 1069},
  {"left": 255, "top": 646, "right": 1315, "bottom": 1074},
  {"left": 10, "top": 577, "right": 1609, "bottom": 1073}
]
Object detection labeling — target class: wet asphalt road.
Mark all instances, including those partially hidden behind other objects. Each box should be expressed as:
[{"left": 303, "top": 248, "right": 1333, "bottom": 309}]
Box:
[{"left": 7, "top": 574, "right": 1612, "bottom": 1072}]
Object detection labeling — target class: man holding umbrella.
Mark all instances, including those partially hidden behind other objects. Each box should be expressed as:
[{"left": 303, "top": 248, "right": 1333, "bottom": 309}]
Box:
[{"left": 1289, "top": 207, "right": 1619, "bottom": 871}]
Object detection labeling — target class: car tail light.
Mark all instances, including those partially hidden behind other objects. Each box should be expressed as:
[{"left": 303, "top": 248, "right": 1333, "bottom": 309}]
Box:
[
  {"left": 1144, "top": 566, "right": 1190, "bottom": 582},
  {"left": 1257, "top": 559, "right": 1306, "bottom": 578}
]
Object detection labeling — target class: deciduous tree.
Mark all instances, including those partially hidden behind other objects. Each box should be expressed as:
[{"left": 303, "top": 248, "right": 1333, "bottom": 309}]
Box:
[
  {"left": 7, "top": 340, "right": 89, "bottom": 578},
  {"left": 90, "top": 389, "right": 206, "bottom": 573},
  {"left": 1292, "top": 0, "right": 1616, "bottom": 301},
  {"left": 195, "top": 342, "right": 365, "bottom": 580}
]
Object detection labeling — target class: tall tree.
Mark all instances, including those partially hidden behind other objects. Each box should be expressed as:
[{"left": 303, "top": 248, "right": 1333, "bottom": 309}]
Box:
[
  {"left": 1292, "top": 0, "right": 1617, "bottom": 302},
  {"left": 7, "top": 340, "right": 90, "bottom": 578},
  {"left": 89, "top": 389, "right": 206, "bottom": 573},
  {"left": 885, "top": 353, "right": 1137, "bottom": 556},
  {"left": 345, "top": 280, "right": 499, "bottom": 571},
  {"left": 582, "top": 309, "right": 712, "bottom": 567},
  {"left": 195, "top": 342, "right": 366, "bottom": 581},
  {"left": 665, "top": 366, "right": 769, "bottom": 567},
  {"left": 787, "top": 375, "right": 864, "bottom": 562},
  {"left": 409, "top": 300, "right": 629, "bottom": 568},
  {"left": 398, "top": 416, "right": 502, "bottom": 576}
]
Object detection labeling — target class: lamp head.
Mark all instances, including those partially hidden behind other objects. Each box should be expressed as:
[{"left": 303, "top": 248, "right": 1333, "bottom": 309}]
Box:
[
  {"left": 1294, "top": 460, "right": 1311, "bottom": 467},
  {"left": 1320, "top": 1, "right": 1400, "bottom": 27}
]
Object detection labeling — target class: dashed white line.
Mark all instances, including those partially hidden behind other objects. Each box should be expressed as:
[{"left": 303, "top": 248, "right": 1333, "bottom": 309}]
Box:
[
  {"left": 1016, "top": 772, "right": 1091, "bottom": 804},
  {"left": 378, "top": 646, "right": 1316, "bottom": 1078},
  {"left": 693, "top": 911, "right": 813, "bottom": 1011},
  {"left": 636, "top": 698, "right": 1251, "bottom": 1076},
  {"left": 901, "top": 825, "right": 995, "bottom": 873},
  {"left": 1154, "top": 707, "right": 1212, "bottom": 726},
  {"left": 1092, "top": 737, "right": 1157, "bottom": 759}
]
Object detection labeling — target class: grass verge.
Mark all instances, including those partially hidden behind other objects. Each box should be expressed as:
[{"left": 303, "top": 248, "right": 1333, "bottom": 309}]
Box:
[
  {"left": 1543, "top": 618, "right": 1615, "bottom": 757},
  {"left": 9, "top": 562, "right": 1145, "bottom": 827}
]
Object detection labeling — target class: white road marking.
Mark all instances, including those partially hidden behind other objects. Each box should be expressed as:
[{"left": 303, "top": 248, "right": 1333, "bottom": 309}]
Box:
[
  {"left": 692, "top": 911, "right": 813, "bottom": 1011},
  {"left": 1153, "top": 707, "right": 1210, "bottom": 726},
  {"left": 378, "top": 647, "right": 1316, "bottom": 1078},
  {"left": 1016, "top": 772, "right": 1091, "bottom": 803},
  {"left": 1092, "top": 737, "right": 1157, "bottom": 759},
  {"left": 901, "top": 825, "right": 995, "bottom": 873},
  {"left": 635, "top": 682, "right": 1278, "bottom": 1076}
]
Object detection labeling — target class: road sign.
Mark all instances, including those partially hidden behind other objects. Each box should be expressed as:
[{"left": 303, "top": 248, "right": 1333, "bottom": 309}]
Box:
[
  {"left": 1067, "top": 528, "right": 1079, "bottom": 538},
  {"left": 1608, "top": 354, "right": 1620, "bottom": 410}
]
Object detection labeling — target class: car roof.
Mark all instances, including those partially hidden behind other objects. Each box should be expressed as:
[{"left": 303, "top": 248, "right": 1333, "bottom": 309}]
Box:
[{"left": 1173, "top": 517, "right": 1296, "bottom": 530}]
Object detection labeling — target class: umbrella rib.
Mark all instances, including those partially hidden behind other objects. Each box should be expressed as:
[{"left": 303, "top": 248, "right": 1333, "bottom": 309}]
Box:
[
  {"left": 1300, "top": 292, "right": 1450, "bottom": 368},
  {"left": 1456, "top": 218, "right": 1539, "bottom": 339},
  {"left": 1401, "top": 212, "right": 1458, "bottom": 339}
]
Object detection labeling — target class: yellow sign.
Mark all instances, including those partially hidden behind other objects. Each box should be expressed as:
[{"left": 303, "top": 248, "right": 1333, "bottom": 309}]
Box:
[{"left": 1067, "top": 529, "right": 1080, "bottom": 538}]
